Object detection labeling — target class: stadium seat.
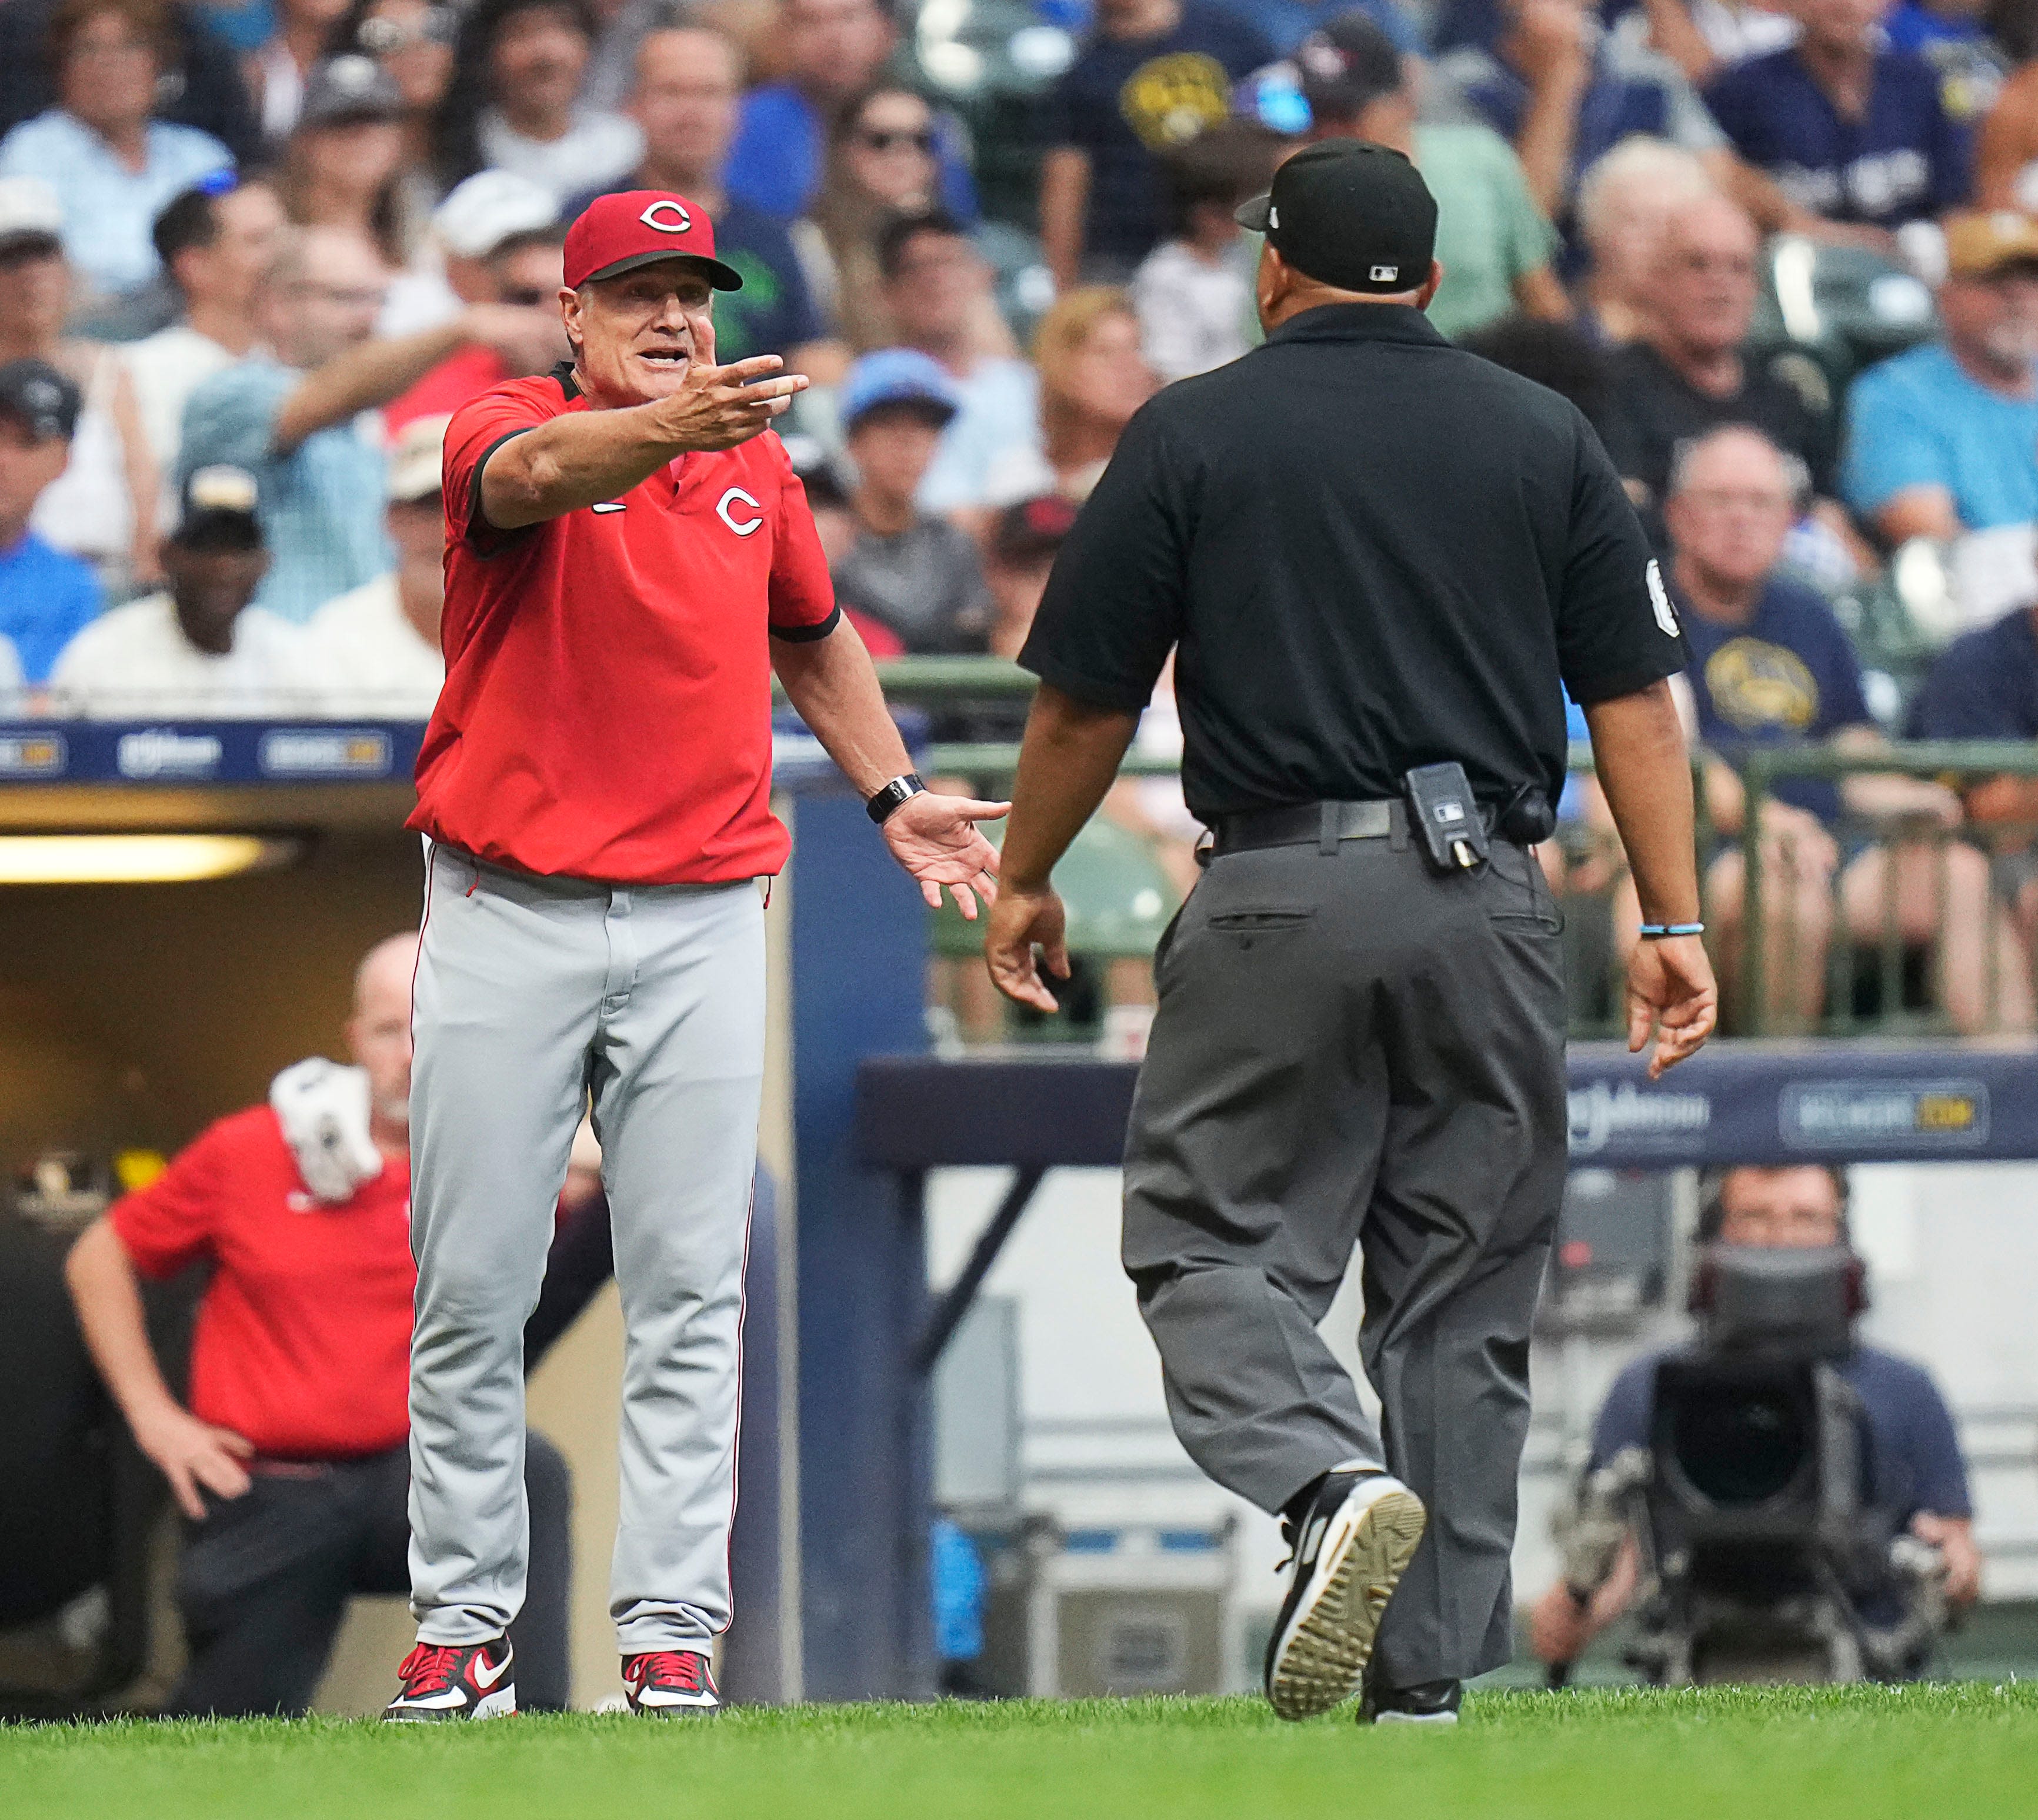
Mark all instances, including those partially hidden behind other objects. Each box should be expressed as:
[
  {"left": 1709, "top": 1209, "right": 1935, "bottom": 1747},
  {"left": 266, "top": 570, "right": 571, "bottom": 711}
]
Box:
[
  {"left": 901, "top": 0, "right": 1079, "bottom": 226},
  {"left": 930, "top": 816, "right": 1182, "bottom": 1042},
  {"left": 930, "top": 815, "right": 1181, "bottom": 964},
  {"left": 1749, "top": 235, "right": 1937, "bottom": 399}
]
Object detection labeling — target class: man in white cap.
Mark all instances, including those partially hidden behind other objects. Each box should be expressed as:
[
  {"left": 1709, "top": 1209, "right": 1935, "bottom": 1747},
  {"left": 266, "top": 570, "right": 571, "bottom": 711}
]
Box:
[
  {"left": 305, "top": 413, "right": 450, "bottom": 717},
  {"left": 382, "top": 168, "right": 565, "bottom": 339},
  {"left": 385, "top": 173, "right": 571, "bottom": 432}
]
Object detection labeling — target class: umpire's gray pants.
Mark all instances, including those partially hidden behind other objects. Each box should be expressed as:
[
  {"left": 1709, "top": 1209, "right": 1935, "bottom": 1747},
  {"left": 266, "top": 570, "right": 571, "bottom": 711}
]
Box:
[
  {"left": 408, "top": 841, "right": 764, "bottom": 1657},
  {"left": 1122, "top": 830, "right": 1568, "bottom": 1689}
]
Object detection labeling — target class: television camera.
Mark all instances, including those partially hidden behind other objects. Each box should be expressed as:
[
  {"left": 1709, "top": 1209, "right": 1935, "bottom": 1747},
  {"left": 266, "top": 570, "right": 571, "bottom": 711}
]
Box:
[{"left": 1556, "top": 1241, "right": 1951, "bottom": 1685}]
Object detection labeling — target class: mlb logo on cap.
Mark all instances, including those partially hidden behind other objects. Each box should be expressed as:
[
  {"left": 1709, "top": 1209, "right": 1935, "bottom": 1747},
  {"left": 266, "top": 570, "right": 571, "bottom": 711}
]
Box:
[{"left": 563, "top": 191, "right": 745, "bottom": 293}]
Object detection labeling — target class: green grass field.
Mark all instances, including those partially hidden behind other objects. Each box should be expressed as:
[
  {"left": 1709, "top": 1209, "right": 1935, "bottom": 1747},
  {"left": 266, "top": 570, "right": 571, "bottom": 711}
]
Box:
[{"left": 7, "top": 1684, "right": 2038, "bottom": 1820}]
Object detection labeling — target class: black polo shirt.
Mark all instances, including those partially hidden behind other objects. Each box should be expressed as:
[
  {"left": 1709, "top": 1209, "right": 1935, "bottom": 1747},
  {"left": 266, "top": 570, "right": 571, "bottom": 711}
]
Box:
[
  {"left": 1018, "top": 303, "right": 1688, "bottom": 820},
  {"left": 1603, "top": 340, "right": 1837, "bottom": 516}
]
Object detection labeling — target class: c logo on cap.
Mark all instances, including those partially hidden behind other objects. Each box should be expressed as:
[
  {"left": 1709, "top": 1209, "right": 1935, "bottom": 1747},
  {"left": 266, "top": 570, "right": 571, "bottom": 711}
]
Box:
[
  {"left": 718, "top": 487, "right": 763, "bottom": 536},
  {"left": 639, "top": 199, "right": 693, "bottom": 233}
]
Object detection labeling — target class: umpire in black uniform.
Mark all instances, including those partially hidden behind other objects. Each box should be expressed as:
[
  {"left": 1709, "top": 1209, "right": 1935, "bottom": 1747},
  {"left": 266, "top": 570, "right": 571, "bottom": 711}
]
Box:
[{"left": 985, "top": 142, "right": 1718, "bottom": 1725}]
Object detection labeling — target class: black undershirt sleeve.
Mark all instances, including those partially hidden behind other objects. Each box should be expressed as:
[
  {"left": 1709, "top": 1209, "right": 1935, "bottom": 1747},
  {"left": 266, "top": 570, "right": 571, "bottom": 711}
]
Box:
[
  {"left": 769, "top": 605, "right": 842, "bottom": 643},
  {"left": 1017, "top": 405, "right": 1190, "bottom": 712},
  {"left": 465, "top": 426, "right": 540, "bottom": 556}
]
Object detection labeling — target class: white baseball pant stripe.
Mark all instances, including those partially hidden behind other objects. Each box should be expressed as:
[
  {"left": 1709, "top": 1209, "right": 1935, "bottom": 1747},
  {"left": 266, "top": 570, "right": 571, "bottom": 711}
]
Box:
[{"left": 406, "top": 840, "right": 764, "bottom": 1655}]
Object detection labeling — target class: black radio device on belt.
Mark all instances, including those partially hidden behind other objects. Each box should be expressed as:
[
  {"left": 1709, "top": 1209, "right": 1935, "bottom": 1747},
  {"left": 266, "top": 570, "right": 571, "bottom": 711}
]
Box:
[{"left": 1403, "top": 763, "right": 1487, "bottom": 873}]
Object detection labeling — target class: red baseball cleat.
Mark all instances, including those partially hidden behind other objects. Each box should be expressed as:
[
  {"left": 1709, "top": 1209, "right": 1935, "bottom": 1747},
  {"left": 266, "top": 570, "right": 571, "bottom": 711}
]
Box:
[
  {"left": 622, "top": 1649, "right": 722, "bottom": 1717},
  {"left": 383, "top": 1638, "right": 517, "bottom": 1721}
]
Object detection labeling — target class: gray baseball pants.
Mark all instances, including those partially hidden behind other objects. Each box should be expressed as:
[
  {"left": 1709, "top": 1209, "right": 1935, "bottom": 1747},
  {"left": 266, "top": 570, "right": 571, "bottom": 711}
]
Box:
[
  {"left": 1121, "top": 827, "right": 1569, "bottom": 1689},
  {"left": 408, "top": 840, "right": 764, "bottom": 1657}
]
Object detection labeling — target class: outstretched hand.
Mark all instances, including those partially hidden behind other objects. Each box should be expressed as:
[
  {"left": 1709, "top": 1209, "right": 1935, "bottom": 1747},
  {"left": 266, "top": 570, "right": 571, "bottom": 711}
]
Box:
[
  {"left": 648, "top": 352, "right": 808, "bottom": 450},
  {"left": 1625, "top": 933, "right": 1717, "bottom": 1078},
  {"left": 882, "top": 791, "right": 1008, "bottom": 919},
  {"left": 648, "top": 319, "right": 808, "bottom": 452}
]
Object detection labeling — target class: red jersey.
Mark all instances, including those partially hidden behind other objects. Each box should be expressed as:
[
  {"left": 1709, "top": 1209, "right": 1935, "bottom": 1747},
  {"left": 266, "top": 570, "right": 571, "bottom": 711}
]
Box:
[
  {"left": 385, "top": 345, "right": 511, "bottom": 436},
  {"left": 410, "top": 368, "right": 841, "bottom": 884},
  {"left": 109, "top": 1107, "right": 414, "bottom": 1460}
]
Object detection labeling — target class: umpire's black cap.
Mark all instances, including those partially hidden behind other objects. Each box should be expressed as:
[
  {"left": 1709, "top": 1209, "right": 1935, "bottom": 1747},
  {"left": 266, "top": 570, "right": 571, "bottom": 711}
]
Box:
[{"left": 1235, "top": 141, "right": 1438, "bottom": 296}]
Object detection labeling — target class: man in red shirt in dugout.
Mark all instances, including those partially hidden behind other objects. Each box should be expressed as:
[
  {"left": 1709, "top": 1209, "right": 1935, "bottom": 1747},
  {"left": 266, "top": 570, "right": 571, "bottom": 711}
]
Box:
[{"left": 63, "top": 934, "right": 573, "bottom": 1717}]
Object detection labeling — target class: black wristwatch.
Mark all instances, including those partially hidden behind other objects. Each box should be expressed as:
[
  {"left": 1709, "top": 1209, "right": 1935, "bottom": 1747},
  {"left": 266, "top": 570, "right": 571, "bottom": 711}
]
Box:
[{"left": 866, "top": 772, "right": 927, "bottom": 824}]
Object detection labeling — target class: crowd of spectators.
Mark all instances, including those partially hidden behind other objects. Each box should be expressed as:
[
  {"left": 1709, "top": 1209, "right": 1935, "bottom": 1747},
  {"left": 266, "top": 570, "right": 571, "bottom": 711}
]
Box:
[{"left": 0, "top": 0, "right": 2033, "bottom": 1024}]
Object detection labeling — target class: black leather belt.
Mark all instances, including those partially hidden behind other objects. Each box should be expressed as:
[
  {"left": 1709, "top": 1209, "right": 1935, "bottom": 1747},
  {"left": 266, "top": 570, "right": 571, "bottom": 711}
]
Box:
[{"left": 1211, "top": 799, "right": 1402, "bottom": 857}]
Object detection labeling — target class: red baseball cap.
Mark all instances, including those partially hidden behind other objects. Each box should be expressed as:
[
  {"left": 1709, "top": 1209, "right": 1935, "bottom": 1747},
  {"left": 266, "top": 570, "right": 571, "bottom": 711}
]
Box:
[{"left": 563, "top": 191, "right": 744, "bottom": 292}]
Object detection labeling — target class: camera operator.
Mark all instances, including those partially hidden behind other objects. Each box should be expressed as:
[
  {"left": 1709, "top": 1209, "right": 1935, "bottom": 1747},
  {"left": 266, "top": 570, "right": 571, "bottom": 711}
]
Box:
[{"left": 1529, "top": 1163, "right": 1978, "bottom": 1674}]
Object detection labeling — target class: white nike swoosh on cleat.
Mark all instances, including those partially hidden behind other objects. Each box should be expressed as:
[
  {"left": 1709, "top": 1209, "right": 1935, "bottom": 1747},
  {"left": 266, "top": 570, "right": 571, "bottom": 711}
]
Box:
[
  {"left": 472, "top": 1651, "right": 512, "bottom": 1691},
  {"left": 591, "top": 501, "right": 626, "bottom": 513},
  {"left": 389, "top": 1688, "right": 469, "bottom": 1709}
]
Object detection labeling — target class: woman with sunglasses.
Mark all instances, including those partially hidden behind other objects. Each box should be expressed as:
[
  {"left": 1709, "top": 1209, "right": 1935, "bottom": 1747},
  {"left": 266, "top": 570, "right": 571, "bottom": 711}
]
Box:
[{"left": 799, "top": 84, "right": 951, "bottom": 352}]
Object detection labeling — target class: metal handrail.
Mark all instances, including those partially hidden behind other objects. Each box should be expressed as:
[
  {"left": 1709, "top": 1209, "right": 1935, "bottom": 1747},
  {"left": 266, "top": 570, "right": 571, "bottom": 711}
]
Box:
[
  {"left": 871, "top": 655, "right": 1039, "bottom": 698},
  {"left": 1729, "top": 746, "right": 2038, "bottom": 1037},
  {"left": 858, "top": 658, "right": 2038, "bottom": 1038},
  {"left": 1737, "top": 744, "right": 2038, "bottom": 779}
]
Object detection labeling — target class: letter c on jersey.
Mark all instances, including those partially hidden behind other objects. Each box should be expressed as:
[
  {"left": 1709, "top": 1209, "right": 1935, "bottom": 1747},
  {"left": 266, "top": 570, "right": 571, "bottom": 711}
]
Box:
[
  {"left": 639, "top": 199, "right": 693, "bottom": 233},
  {"left": 718, "top": 487, "right": 763, "bottom": 536}
]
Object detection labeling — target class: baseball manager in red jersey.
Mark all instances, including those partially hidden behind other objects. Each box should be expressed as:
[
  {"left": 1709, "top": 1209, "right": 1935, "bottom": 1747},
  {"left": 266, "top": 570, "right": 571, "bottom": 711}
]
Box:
[{"left": 387, "top": 191, "right": 1003, "bottom": 1722}]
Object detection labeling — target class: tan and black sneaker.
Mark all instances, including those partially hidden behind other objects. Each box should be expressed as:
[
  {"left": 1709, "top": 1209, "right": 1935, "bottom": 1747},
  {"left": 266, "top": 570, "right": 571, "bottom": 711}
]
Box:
[{"left": 1263, "top": 1470, "right": 1426, "bottom": 1721}]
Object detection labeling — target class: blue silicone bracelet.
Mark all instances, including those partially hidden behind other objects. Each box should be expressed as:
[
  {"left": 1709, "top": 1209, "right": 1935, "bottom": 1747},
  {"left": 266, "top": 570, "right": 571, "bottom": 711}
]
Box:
[{"left": 1637, "top": 922, "right": 1705, "bottom": 939}]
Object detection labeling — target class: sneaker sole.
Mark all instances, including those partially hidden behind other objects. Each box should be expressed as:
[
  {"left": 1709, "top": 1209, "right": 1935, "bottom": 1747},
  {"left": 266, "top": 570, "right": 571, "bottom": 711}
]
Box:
[
  {"left": 1266, "top": 1488, "right": 1427, "bottom": 1722},
  {"left": 383, "top": 1685, "right": 518, "bottom": 1722}
]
